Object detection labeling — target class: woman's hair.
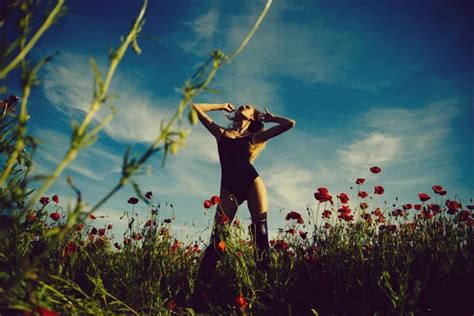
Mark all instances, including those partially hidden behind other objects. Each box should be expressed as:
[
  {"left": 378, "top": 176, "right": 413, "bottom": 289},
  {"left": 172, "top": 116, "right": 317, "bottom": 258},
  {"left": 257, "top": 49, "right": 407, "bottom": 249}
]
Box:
[{"left": 227, "top": 105, "right": 266, "bottom": 163}]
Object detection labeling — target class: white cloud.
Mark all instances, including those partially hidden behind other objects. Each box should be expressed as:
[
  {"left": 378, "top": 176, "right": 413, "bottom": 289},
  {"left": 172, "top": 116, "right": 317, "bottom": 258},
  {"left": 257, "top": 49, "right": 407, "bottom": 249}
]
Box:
[
  {"left": 338, "top": 99, "right": 461, "bottom": 187},
  {"left": 42, "top": 53, "right": 178, "bottom": 144},
  {"left": 338, "top": 133, "right": 402, "bottom": 170},
  {"left": 32, "top": 128, "right": 122, "bottom": 181},
  {"left": 180, "top": 9, "right": 221, "bottom": 56},
  {"left": 181, "top": 1, "right": 356, "bottom": 113},
  {"left": 263, "top": 165, "right": 315, "bottom": 211}
]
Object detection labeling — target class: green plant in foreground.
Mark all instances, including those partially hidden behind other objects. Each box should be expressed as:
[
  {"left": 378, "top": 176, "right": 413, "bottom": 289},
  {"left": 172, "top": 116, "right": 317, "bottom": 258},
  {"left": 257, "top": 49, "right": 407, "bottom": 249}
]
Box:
[{"left": 0, "top": 0, "right": 273, "bottom": 313}]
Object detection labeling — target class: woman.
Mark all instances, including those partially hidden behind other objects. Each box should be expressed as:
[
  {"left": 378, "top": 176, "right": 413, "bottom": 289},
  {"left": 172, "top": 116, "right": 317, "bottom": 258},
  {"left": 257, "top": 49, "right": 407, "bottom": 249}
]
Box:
[{"left": 190, "top": 102, "right": 295, "bottom": 310}]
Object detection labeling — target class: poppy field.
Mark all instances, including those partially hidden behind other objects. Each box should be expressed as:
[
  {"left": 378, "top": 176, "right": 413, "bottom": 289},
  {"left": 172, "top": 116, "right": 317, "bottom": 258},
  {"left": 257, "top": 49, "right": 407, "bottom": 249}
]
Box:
[
  {"left": 1, "top": 164, "right": 473, "bottom": 315},
  {"left": 1, "top": 0, "right": 473, "bottom": 314}
]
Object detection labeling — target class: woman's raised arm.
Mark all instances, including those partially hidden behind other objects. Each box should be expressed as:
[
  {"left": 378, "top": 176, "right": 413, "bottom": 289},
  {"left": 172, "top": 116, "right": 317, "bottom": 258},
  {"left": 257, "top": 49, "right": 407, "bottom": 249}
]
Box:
[
  {"left": 192, "top": 103, "right": 235, "bottom": 139},
  {"left": 252, "top": 107, "right": 295, "bottom": 144}
]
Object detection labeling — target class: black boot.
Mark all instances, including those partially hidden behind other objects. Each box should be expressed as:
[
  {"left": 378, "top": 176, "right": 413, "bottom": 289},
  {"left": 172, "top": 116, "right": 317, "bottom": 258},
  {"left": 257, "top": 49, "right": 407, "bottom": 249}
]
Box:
[
  {"left": 248, "top": 217, "right": 270, "bottom": 275},
  {"left": 190, "top": 228, "right": 223, "bottom": 312}
]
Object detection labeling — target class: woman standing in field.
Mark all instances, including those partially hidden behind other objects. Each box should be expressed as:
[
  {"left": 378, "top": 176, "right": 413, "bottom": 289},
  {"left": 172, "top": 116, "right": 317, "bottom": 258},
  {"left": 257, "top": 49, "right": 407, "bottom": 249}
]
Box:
[{"left": 190, "top": 102, "right": 295, "bottom": 310}]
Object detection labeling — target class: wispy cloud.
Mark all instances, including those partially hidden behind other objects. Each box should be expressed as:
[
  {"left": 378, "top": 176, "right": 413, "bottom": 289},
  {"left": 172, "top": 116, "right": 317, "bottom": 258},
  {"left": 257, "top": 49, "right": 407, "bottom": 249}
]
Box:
[
  {"left": 42, "top": 53, "right": 178, "bottom": 144},
  {"left": 180, "top": 1, "right": 356, "bottom": 113},
  {"left": 180, "top": 9, "right": 220, "bottom": 56},
  {"left": 338, "top": 99, "right": 462, "bottom": 189},
  {"left": 32, "top": 128, "right": 123, "bottom": 181}
]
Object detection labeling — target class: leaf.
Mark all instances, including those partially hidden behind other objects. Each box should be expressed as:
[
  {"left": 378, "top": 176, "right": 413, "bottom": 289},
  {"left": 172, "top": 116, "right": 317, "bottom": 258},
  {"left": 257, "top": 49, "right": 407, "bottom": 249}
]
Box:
[
  {"left": 203, "top": 86, "right": 221, "bottom": 95},
  {"left": 188, "top": 106, "right": 198, "bottom": 125},
  {"left": 131, "top": 37, "right": 142, "bottom": 55}
]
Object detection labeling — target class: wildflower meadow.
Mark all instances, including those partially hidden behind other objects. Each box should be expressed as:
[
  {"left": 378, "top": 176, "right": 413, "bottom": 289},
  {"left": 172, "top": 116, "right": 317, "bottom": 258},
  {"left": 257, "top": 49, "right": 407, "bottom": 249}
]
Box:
[{"left": 1, "top": 0, "right": 473, "bottom": 315}]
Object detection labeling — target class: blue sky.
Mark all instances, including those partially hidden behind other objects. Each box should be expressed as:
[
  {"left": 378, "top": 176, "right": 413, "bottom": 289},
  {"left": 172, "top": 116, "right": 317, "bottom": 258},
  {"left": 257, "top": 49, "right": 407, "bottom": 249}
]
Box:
[{"left": 6, "top": 0, "right": 473, "bottom": 242}]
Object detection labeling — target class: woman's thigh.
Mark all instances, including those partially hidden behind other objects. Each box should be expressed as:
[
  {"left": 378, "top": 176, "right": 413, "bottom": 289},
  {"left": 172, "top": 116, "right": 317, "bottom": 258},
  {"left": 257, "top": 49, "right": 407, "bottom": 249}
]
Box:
[
  {"left": 214, "top": 187, "right": 239, "bottom": 223},
  {"left": 247, "top": 176, "right": 268, "bottom": 222}
]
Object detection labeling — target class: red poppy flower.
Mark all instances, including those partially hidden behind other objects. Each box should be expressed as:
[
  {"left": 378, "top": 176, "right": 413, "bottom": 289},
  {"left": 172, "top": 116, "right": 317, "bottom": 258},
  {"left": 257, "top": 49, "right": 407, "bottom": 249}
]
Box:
[
  {"left": 297, "top": 217, "right": 304, "bottom": 224},
  {"left": 374, "top": 186, "right": 384, "bottom": 195},
  {"left": 133, "top": 233, "right": 142, "bottom": 241},
  {"left": 168, "top": 300, "right": 176, "bottom": 310},
  {"left": 338, "top": 192, "right": 349, "bottom": 204},
  {"left": 286, "top": 228, "right": 295, "bottom": 235},
  {"left": 339, "top": 213, "right": 354, "bottom": 222},
  {"left": 124, "top": 237, "right": 132, "bottom": 245},
  {"left": 314, "top": 187, "right": 333, "bottom": 203},
  {"left": 458, "top": 210, "right": 472, "bottom": 222},
  {"left": 98, "top": 228, "right": 106, "bottom": 236},
  {"left": 304, "top": 254, "right": 317, "bottom": 264},
  {"left": 322, "top": 210, "right": 332, "bottom": 218},
  {"left": 217, "top": 240, "right": 226, "bottom": 252},
  {"left": 402, "top": 203, "right": 412, "bottom": 210},
  {"left": 338, "top": 204, "right": 351, "bottom": 213},
  {"left": 107, "top": 224, "right": 113, "bottom": 230},
  {"left": 114, "top": 242, "right": 121, "bottom": 250},
  {"left": 235, "top": 292, "right": 248, "bottom": 310},
  {"left": 49, "top": 212, "right": 60, "bottom": 221},
  {"left": 171, "top": 239, "right": 180, "bottom": 252},
  {"left": 358, "top": 191, "right": 368, "bottom": 198},
  {"left": 360, "top": 202, "right": 369, "bottom": 210},
  {"left": 76, "top": 223, "right": 84, "bottom": 231},
  {"left": 145, "top": 191, "right": 153, "bottom": 199},
  {"left": 52, "top": 194, "right": 59, "bottom": 204},
  {"left": 233, "top": 219, "right": 241, "bottom": 227},
  {"left": 211, "top": 195, "right": 221, "bottom": 205},
  {"left": 89, "top": 214, "right": 97, "bottom": 220},
  {"left": 299, "top": 231, "right": 307, "bottom": 239},
  {"left": 66, "top": 241, "right": 77, "bottom": 254},
  {"left": 467, "top": 205, "right": 474, "bottom": 210},
  {"left": 286, "top": 211, "right": 302, "bottom": 221},
  {"left": 24, "top": 306, "right": 60, "bottom": 316},
  {"left": 362, "top": 213, "right": 372, "bottom": 223},
  {"left": 145, "top": 219, "right": 153, "bottom": 227},
  {"left": 446, "top": 200, "right": 460, "bottom": 211},
  {"left": 40, "top": 196, "right": 50, "bottom": 206},
  {"left": 370, "top": 166, "right": 381, "bottom": 174},
  {"left": 356, "top": 178, "right": 366, "bottom": 185},
  {"left": 418, "top": 193, "right": 431, "bottom": 202},
  {"left": 391, "top": 209, "right": 405, "bottom": 217},
  {"left": 203, "top": 200, "right": 212, "bottom": 209},
  {"left": 27, "top": 213, "right": 37, "bottom": 223},
  {"left": 217, "top": 213, "right": 229, "bottom": 225},
  {"left": 414, "top": 204, "right": 422, "bottom": 210},
  {"left": 422, "top": 209, "right": 433, "bottom": 219},
  {"left": 90, "top": 227, "right": 98, "bottom": 235},
  {"left": 317, "top": 187, "right": 328, "bottom": 194},
  {"left": 372, "top": 207, "right": 383, "bottom": 217},
  {"left": 431, "top": 185, "right": 442, "bottom": 193},
  {"left": 273, "top": 239, "right": 289, "bottom": 250},
  {"left": 428, "top": 204, "right": 441, "bottom": 214},
  {"left": 128, "top": 197, "right": 139, "bottom": 205},
  {"left": 323, "top": 222, "right": 332, "bottom": 229}
]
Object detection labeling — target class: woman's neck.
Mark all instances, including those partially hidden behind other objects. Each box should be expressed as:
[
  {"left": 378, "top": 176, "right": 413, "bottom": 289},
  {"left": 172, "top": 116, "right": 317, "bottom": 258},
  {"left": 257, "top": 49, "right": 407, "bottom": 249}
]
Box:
[{"left": 233, "top": 119, "right": 251, "bottom": 134}]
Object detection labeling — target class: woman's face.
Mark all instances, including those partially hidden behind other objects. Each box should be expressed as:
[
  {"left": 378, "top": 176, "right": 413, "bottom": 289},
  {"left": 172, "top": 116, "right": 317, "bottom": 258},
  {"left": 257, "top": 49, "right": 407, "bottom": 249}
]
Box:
[{"left": 237, "top": 104, "right": 255, "bottom": 121}]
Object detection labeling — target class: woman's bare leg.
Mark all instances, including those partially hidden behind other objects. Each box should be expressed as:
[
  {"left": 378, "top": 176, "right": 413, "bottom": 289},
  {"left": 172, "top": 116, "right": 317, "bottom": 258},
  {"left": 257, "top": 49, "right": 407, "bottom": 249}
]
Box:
[
  {"left": 191, "top": 188, "right": 240, "bottom": 310},
  {"left": 247, "top": 177, "right": 270, "bottom": 273},
  {"left": 247, "top": 176, "right": 268, "bottom": 221}
]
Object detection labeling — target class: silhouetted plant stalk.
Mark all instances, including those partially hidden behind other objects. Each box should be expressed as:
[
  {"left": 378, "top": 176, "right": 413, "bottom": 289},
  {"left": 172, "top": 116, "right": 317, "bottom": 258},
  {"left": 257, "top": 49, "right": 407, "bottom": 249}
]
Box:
[
  {"left": 25, "top": 0, "right": 148, "bottom": 213},
  {"left": 0, "top": 0, "right": 65, "bottom": 187},
  {"left": 0, "top": 0, "right": 65, "bottom": 80}
]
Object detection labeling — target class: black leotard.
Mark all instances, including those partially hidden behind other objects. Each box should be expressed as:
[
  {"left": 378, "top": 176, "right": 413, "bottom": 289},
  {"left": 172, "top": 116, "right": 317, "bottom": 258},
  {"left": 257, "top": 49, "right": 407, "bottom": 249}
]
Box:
[{"left": 217, "top": 130, "right": 259, "bottom": 205}]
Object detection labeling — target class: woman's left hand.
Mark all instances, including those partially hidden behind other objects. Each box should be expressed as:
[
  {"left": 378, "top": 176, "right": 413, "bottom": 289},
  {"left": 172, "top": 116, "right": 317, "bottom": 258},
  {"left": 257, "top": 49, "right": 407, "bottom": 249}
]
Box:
[{"left": 261, "top": 107, "right": 276, "bottom": 122}]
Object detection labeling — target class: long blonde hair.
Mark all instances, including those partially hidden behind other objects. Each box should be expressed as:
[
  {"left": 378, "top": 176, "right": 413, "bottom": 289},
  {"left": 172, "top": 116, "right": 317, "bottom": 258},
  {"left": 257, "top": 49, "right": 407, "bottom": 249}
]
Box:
[{"left": 227, "top": 106, "right": 266, "bottom": 163}]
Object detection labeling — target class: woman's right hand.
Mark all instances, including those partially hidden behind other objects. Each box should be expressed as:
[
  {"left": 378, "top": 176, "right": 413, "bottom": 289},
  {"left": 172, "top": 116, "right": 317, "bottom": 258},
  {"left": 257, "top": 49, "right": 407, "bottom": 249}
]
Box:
[{"left": 221, "top": 103, "right": 236, "bottom": 113}]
